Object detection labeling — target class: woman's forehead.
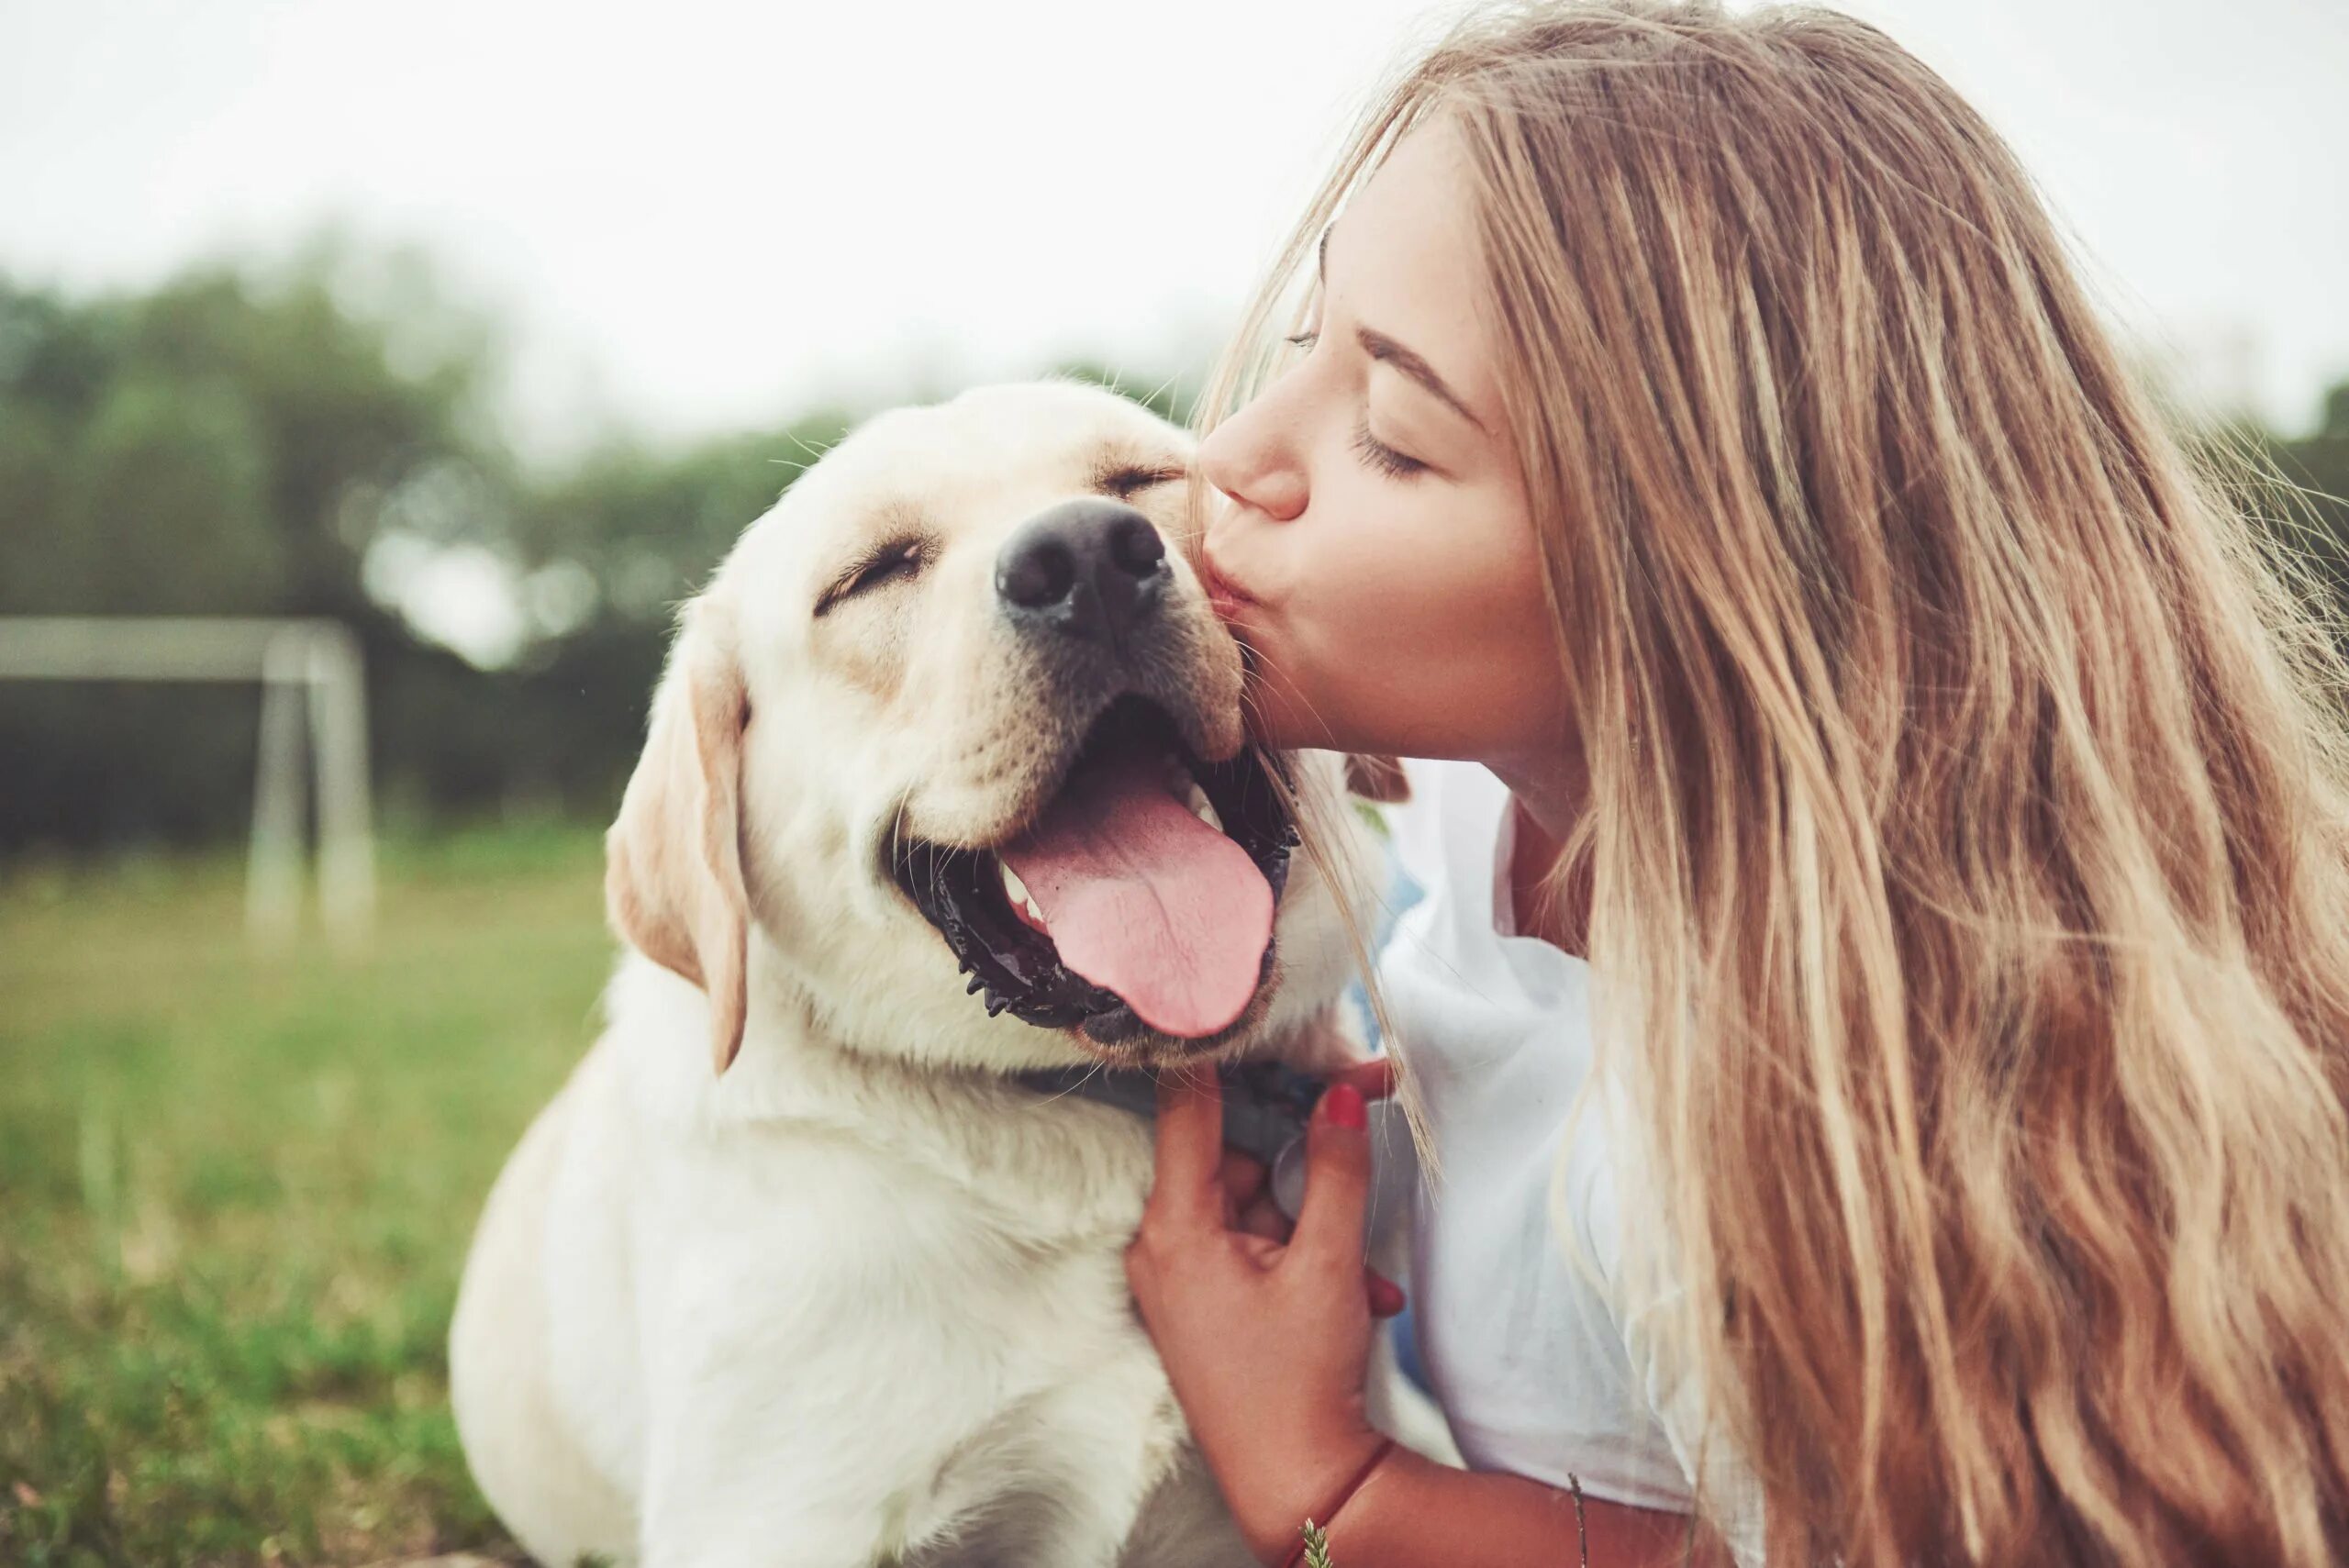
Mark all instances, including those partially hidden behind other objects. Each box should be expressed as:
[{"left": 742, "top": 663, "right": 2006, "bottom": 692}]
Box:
[{"left": 1324, "top": 121, "right": 1506, "bottom": 434}]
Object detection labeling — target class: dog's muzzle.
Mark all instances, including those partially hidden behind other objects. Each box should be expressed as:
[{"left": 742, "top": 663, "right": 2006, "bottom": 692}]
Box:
[{"left": 886, "top": 499, "right": 1299, "bottom": 1054}]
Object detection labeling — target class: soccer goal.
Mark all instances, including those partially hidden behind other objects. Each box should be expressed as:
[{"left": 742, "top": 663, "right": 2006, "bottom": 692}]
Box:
[{"left": 0, "top": 617, "right": 376, "bottom": 948}]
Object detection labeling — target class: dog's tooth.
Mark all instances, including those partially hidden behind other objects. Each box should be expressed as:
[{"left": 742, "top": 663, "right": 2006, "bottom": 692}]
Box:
[
  {"left": 1000, "top": 860, "right": 1031, "bottom": 908},
  {"left": 1186, "top": 782, "right": 1224, "bottom": 835},
  {"left": 1021, "top": 895, "right": 1048, "bottom": 928}
]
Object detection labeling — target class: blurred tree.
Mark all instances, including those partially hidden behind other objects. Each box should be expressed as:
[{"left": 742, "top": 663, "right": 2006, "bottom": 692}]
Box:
[
  {"left": 2222, "top": 382, "right": 2349, "bottom": 655},
  {"left": 507, "top": 420, "right": 850, "bottom": 628},
  {"left": 0, "top": 245, "right": 882, "bottom": 853},
  {"left": 1050, "top": 359, "right": 1199, "bottom": 429},
  {"left": 0, "top": 250, "right": 513, "bottom": 851},
  {"left": 57, "top": 374, "right": 281, "bottom": 612}
]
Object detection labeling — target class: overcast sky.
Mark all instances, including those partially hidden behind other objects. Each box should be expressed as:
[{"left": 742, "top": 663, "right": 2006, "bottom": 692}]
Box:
[{"left": 5, "top": 0, "right": 2344, "bottom": 461}]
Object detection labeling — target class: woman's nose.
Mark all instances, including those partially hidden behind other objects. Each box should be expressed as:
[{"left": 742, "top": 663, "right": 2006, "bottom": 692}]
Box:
[{"left": 1198, "top": 404, "right": 1308, "bottom": 524}]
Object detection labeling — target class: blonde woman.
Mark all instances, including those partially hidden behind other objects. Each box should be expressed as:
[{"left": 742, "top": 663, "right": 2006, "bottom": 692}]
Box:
[{"left": 1120, "top": 4, "right": 2349, "bottom": 1565}]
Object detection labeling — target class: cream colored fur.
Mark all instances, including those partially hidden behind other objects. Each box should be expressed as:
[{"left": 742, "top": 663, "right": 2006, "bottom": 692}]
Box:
[{"left": 449, "top": 381, "right": 1430, "bottom": 1568}]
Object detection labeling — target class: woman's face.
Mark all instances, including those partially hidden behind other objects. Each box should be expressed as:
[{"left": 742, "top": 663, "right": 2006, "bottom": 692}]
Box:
[{"left": 1197, "top": 116, "right": 1568, "bottom": 766}]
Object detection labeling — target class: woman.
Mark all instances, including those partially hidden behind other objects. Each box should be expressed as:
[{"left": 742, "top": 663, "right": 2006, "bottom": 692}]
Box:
[{"left": 1120, "top": 4, "right": 2349, "bottom": 1565}]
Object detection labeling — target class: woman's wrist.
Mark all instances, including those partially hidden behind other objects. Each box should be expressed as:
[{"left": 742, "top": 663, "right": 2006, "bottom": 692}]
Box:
[
  {"left": 1229, "top": 1422, "right": 1394, "bottom": 1566},
  {"left": 1270, "top": 1436, "right": 1397, "bottom": 1568},
  {"left": 1301, "top": 1445, "right": 1727, "bottom": 1568},
  {"left": 1303, "top": 1441, "right": 1433, "bottom": 1567}
]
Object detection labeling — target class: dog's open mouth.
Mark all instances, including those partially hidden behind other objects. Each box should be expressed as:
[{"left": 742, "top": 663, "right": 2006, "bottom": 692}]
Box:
[{"left": 891, "top": 695, "right": 1297, "bottom": 1046}]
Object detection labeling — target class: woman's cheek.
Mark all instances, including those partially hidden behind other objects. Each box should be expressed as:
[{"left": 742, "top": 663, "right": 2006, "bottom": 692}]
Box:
[
  {"left": 1239, "top": 577, "right": 1390, "bottom": 751},
  {"left": 1274, "top": 589, "right": 1365, "bottom": 749},
  {"left": 1297, "top": 550, "right": 1454, "bottom": 751},
  {"left": 1227, "top": 603, "right": 1338, "bottom": 751}
]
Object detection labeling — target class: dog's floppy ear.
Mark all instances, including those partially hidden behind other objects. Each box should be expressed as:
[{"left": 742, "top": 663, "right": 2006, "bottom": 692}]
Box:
[
  {"left": 1343, "top": 753, "right": 1410, "bottom": 804},
  {"left": 607, "top": 597, "right": 752, "bottom": 1074}
]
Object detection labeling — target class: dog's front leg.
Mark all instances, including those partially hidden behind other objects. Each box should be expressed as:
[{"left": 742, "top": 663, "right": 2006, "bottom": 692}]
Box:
[
  {"left": 631, "top": 1232, "right": 1112, "bottom": 1568},
  {"left": 634, "top": 1423, "right": 881, "bottom": 1568},
  {"left": 633, "top": 1312, "right": 1205, "bottom": 1568},
  {"left": 638, "top": 1409, "right": 1136, "bottom": 1568},
  {"left": 623, "top": 1227, "right": 950, "bottom": 1568}
]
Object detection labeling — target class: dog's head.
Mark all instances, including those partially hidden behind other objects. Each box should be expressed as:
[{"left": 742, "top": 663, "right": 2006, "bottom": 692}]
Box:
[{"left": 607, "top": 380, "right": 1393, "bottom": 1076}]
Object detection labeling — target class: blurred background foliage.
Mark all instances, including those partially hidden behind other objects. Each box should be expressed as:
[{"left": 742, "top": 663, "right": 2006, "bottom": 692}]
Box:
[
  {"left": 0, "top": 242, "right": 1186, "bottom": 858},
  {"left": 2246, "top": 381, "right": 2349, "bottom": 630}
]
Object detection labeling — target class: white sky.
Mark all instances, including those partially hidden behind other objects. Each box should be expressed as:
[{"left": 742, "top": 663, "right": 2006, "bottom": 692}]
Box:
[{"left": 5, "top": 0, "right": 2345, "bottom": 463}]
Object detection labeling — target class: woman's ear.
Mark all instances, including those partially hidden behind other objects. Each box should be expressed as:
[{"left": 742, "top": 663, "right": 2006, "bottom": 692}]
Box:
[
  {"left": 606, "top": 597, "right": 751, "bottom": 1074},
  {"left": 1344, "top": 754, "right": 1410, "bottom": 804}
]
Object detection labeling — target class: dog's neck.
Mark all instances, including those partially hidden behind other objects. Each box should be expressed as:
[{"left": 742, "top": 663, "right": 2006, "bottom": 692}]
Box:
[
  {"left": 1008, "top": 1060, "right": 1326, "bottom": 1167},
  {"left": 701, "top": 946, "right": 1336, "bottom": 1177}
]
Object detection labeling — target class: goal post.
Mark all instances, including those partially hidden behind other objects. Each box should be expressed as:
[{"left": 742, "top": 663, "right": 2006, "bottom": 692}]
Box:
[{"left": 0, "top": 617, "right": 376, "bottom": 948}]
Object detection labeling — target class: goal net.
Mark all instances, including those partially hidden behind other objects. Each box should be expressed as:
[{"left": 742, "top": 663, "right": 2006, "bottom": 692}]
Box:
[{"left": 0, "top": 617, "right": 375, "bottom": 947}]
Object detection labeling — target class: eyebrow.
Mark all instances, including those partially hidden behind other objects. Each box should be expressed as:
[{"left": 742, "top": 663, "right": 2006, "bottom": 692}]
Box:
[{"left": 1315, "top": 222, "right": 1488, "bottom": 436}]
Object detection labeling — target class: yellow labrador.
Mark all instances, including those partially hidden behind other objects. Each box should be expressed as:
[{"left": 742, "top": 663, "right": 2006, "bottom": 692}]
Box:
[{"left": 448, "top": 380, "right": 1417, "bottom": 1568}]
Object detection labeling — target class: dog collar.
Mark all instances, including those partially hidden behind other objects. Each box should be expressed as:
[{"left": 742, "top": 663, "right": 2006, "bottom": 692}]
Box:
[{"left": 1010, "top": 1058, "right": 1325, "bottom": 1173}]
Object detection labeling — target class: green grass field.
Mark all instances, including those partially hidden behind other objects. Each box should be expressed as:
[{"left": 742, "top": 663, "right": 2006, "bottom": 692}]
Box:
[{"left": 1, "top": 825, "right": 619, "bottom": 1567}]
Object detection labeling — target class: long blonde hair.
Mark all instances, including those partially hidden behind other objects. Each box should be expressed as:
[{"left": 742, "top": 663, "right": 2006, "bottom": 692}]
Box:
[{"left": 1191, "top": 5, "right": 2349, "bottom": 1563}]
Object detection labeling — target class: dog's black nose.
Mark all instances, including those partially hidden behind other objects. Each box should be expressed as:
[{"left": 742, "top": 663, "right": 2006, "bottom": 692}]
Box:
[{"left": 995, "top": 499, "right": 1169, "bottom": 644}]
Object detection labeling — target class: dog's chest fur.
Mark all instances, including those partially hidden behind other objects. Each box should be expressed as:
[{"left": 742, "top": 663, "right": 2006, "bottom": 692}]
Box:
[{"left": 541, "top": 957, "right": 1245, "bottom": 1567}]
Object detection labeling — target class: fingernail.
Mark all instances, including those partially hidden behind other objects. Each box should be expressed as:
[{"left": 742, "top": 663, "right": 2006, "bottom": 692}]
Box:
[
  {"left": 1369, "top": 1276, "right": 1407, "bottom": 1316},
  {"left": 1324, "top": 1083, "right": 1366, "bottom": 1131}
]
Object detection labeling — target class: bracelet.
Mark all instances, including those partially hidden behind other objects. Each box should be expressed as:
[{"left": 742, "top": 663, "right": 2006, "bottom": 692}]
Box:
[{"left": 1279, "top": 1437, "right": 1398, "bottom": 1568}]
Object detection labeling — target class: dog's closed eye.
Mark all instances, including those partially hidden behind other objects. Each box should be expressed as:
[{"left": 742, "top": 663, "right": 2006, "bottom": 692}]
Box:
[
  {"left": 816, "top": 538, "right": 929, "bottom": 617},
  {"left": 1095, "top": 463, "right": 1186, "bottom": 500}
]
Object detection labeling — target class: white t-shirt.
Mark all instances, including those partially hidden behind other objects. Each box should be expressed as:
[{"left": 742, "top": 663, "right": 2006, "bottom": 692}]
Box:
[{"left": 1376, "top": 756, "right": 1767, "bottom": 1564}]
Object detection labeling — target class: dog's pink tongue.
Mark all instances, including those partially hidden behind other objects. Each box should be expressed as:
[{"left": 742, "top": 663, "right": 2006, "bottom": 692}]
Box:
[{"left": 1000, "top": 754, "right": 1273, "bottom": 1038}]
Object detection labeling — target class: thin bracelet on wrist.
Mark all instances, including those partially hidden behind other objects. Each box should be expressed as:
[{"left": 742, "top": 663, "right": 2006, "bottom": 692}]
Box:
[{"left": 1279, "top": 1437, "right": 1399, "bottom": 1568}]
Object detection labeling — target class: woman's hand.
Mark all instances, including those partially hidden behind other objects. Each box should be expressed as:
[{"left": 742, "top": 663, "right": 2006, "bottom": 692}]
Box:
[
  {"left": 1220, "top": 1057, "right": 1403, "bottom": 1247},
  {"left": 1130, "top": 1059, "right": 1728, "bottom": 1568},
  {"left": 1125, "top": 1060, "right": 1405, "bottom": 1564}
]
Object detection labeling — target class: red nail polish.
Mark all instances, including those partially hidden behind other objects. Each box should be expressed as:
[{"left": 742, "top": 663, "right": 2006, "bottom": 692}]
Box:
[{"left": 1325, "top": 1083, "right": 1367, "bottom": 1130}]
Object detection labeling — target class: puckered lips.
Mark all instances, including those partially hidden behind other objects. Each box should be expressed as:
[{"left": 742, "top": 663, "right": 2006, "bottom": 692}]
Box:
[
  {"left": 1196, "top": 549, "right": 1261, "bottom": 626},
  {"left": 889, "top": 695, "right": 1297, "bottom": 1048}
]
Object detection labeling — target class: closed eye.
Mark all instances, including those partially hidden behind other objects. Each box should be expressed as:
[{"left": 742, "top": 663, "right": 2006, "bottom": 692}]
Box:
[
  {"left": 1096, "top": 463, "right": 1186, "bottom": 500},
  {"left": 1352, "top": 417, "right": 1428, "bottom": 480},
  {"left": 815, "top": 538, "right": 927, "bottom": 616}
]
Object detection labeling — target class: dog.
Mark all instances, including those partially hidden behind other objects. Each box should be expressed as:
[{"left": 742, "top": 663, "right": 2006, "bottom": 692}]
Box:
[{"left": 448, "top": 379, "right": 1423, "bottom": 1568}]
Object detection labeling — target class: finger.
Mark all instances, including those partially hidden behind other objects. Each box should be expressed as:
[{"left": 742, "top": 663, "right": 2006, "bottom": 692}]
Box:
[
  {"left": 1290, "top": 1082, "right": 1375, "bottom": 1273},
  {"left": 1146, "top": 1067, "right": 1226, "bottom": 1226},
  {"left": 1332, "top": 1056, "right": 1397, "bottom": 1102},
  {"left": 1236, "top": 1193, "right": 1293, "bottom": 1244},
  {"left": 1217, "top": 1150, "right": 1269, "bottom": 1220},
  {"left": 1365, "top": 1270, "right": 1407, "bottom": 1318}
]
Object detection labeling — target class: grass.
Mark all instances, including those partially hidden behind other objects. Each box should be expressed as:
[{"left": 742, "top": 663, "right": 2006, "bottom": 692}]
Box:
[{"left": 0, "top": 822, "right": 618, "bottom": 1567}]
